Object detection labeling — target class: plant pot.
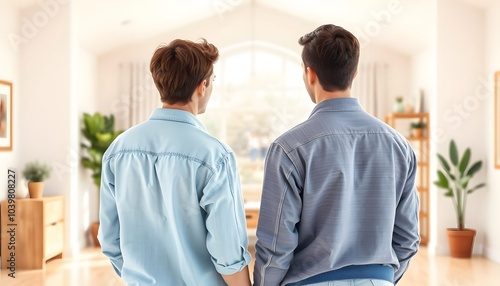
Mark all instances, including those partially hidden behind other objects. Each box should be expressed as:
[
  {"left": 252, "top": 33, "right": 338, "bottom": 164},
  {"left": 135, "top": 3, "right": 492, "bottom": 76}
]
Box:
[
  {"left": 91, "top": 222, "right": 101, "bottom": 247},
  {"left": 412, "top": 128, "right": 424, "bottom": 138},
  {"left": 28, "top": 182, "right": 44, "bottom": 198},
  {"left": 447, "top": 228, "right": 476, "bottom": 258}
]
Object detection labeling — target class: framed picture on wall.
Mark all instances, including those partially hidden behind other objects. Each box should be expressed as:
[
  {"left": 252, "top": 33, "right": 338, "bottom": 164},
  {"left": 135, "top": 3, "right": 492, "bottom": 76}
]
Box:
[
  {"left": 496, "top": 71, "right": 500, "bottom": 168},
  {"left": 0, "top": 80, "right": 13, "bottom": 151}
]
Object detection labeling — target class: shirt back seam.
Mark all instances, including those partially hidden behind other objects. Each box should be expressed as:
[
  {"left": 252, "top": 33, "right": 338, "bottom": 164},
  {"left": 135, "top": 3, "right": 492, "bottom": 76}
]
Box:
[{"left": 104, "top": 150, "right": 217, "bottom": 173}]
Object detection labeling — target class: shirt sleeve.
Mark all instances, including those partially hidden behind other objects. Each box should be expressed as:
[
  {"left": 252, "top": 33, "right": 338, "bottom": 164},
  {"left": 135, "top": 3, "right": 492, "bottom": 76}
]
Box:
[
  {"left": 393, "top": 148, "right": 421, "bottom": 284},
  {"left": 98, "top": 157, "right": 124, "bottom": 277},
  {"left": 200, "top": 152, "right": 252, "bottom": 275},
  {"left": 253, "top": 143, "right": 302, "bottom": 286}
]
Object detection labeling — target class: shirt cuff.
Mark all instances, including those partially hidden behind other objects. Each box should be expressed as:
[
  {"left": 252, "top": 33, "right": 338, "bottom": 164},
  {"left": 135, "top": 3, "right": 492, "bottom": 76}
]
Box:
[{"left": 214, "top": 248, "right": 252, "bottom": 275}]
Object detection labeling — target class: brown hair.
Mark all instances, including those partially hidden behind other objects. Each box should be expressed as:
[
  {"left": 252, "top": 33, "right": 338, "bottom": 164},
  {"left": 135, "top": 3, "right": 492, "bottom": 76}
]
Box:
[
  {"left": 150, "top": 38, "right": 219, "bottom": 104},
  {"left": 299, "top": 24, "right": 360, "bottom": 92}
]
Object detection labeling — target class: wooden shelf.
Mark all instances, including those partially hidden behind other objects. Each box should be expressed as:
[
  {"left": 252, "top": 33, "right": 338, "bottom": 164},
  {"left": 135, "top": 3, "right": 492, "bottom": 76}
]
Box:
[
  {"left": 386, "top": 113, "right": 430, "bottom": 245},
  {"left": 386, "top": 112, "right": 429, "bottom": 119},
  {"left": 407, "top": 136, "right": 428, "bottom": 141}
]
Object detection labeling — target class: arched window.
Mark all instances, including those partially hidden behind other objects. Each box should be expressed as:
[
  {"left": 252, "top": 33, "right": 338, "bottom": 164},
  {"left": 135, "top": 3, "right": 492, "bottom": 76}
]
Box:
[{"left": 199, "top": 41, "right": 315, "bottom": 186}]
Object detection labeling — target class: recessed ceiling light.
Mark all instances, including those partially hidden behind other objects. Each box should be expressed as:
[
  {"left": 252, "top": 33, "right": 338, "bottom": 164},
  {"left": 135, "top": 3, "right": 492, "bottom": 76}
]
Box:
[{"left": 121, "top": 19, "right": 132, "bottom": 26}]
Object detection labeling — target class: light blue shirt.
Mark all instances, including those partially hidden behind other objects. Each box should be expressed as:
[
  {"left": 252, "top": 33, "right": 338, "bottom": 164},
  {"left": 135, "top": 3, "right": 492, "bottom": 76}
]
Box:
[
  {"left": 98, "top": 108, "right": 252, "bottom": 286},
  {"left": 254, "top": 98, "right": 420, "bottom": 286}
]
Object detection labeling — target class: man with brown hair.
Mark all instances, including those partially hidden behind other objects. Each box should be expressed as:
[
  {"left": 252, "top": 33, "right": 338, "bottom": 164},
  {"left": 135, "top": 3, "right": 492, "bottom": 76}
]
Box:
[
  {"left": 253, "top": 24, "right": 420, "bottom": 286},
  {"left": 98, "top": 38, "right": 252, "bottom": 286}
]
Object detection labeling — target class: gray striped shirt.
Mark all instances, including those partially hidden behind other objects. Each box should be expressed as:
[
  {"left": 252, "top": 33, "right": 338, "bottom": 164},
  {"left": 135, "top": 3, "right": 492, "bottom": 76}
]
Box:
[{"left": 253, "top": 97, "right": 420, "bottom": 286}]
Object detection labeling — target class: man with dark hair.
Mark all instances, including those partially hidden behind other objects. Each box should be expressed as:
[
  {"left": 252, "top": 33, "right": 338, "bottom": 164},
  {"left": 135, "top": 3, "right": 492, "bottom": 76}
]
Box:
[
  {"left": 98, "top": 38, "right": 252, "bottom": 286},
  {"left": 253, "top": 24, "right": 420, "bottom": 286}
]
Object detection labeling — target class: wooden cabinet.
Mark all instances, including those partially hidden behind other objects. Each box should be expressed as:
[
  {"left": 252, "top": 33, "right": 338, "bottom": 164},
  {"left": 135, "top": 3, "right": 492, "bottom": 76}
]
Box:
[
  {"left": 243, "top": 190, "right": 261, "bottom": 229},
  {"left": 385, "top": 113, "right": 430, "bottom": 245},
  {"left": 245, "top": 209, "right": 259, "bottom": 229},
  {"left": 1, "top": 196, "right": 64, "bottom": 269}
]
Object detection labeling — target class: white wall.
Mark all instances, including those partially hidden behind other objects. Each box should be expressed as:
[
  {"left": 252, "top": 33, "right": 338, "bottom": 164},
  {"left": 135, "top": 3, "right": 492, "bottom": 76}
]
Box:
[
  {"left": 0, "top": 2, "right": 20, "bottom": 202},
  {"left": 76, "top": 47, "right": 99, "bottom": 247},
  {"left": 17, "top": 1, "right": 76, "bottom": 256},
  {"left": 410, "top": 22, "right": 438, "bottom": 252},
  {"left": 434, "top": 0, "right": 488, "bottom": 255},
  {"left": 409, "top": 7, "right": 440, "bottom": 253},
  {"left": 360, "top": 46, "right": 412, "bottom": 118},
  {"left": 484, "top": 0, "right": 500, "bottom": 262},
  {"left": 411, "top": 47, "right": 435, "bottom": 114}
]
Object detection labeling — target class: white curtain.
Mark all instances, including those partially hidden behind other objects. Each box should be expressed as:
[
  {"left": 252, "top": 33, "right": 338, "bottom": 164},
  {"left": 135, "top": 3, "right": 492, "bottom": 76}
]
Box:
[
  {"left": 352, "top": 62, "right": 388, "bottom": 119},
  {"left": 117, "top": 62, "right": 160, "bottom": 130}
]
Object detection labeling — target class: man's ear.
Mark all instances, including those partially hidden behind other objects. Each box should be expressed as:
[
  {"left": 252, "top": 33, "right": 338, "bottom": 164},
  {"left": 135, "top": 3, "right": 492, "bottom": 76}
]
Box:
[
  {"left": 306, "top": 67, "right": 317, "bottom": 86},
  {"left": 196, "top": 80, "right": 207, "bottom": 96},
  {"left": 353, "top": 69, "right": 359, "bottom": 79}
]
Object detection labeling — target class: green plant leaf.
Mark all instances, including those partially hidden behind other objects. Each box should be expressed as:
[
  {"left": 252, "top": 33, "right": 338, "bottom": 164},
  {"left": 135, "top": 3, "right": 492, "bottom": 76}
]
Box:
[
  {"left": 88, "top": 148, "right": 103, "bottom": 164},
  {"left": 411, "top": 122, "right": 426, "bottom": 129},
  {"left": 467, "top": 183, "right": 486, "bottom": 194},
  {"left": 23, "top": 161, "right": 52, "bottom": 182},
  {"left": 103, "top": 115, "right": 115, "bottom": 133},
  {"left": 92, "top": 173, "right": 101, "bottom": 188},
  {"left": 81, "top": 112, "right": 124, "bottom": 190},
  {"left": 433, "top": 170, "right": 449, "bottom": 189},
  {"left": 96, "top": 132, "right": 113, "bottom": 144},
  {"left": 437, "top": 154, "right": 451, "bottom": 173},
  {"left": 458, "top": 148, "right": 471, "bottom": 175},
  {"left": 81, "top": 157, "right": 98, "bottom": 170},
  {"left": 458, "top": 175, "right": 471, "bottom": 188},
  {"left": 81, "top": 142, "right": 90, "bottom": 149},
  {"left": 466, "top": 161, "right": 482, "bottom": 177},
  {"left": 444, "top": 188, "right": 454, "bottom": 197},
  {"left": 450, "top": 140, "right": 459, "bottom": 166},
  {"left": 84, "top": 113, "right": 101, "bottom": 135}
]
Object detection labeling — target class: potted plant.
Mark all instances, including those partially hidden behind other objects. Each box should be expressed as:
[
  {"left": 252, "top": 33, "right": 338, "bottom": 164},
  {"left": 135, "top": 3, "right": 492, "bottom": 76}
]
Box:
[
  {"left": 22, "top": 161, "right": 51, "bottom": 198},
  {"left": 433, "top": 140, "right": 485, "bottom": 258},
  {"left": 81, "top": 112, "right": 123, "bottom": 246},
  {"left": 393, "top": 96, "right": 405, "bottom": 113},
  {"left": 410, "top": 122, "right": 426, "bottom": 138}
]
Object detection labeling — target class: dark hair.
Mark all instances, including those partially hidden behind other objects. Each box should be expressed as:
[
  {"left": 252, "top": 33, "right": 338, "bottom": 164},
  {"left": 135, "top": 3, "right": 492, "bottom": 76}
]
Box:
[
  {"left": 150, "top": 38, "right": 219, "bottom": 104},
  {"left": 298, "top": 24, "right": 360, "bottom": 91}
]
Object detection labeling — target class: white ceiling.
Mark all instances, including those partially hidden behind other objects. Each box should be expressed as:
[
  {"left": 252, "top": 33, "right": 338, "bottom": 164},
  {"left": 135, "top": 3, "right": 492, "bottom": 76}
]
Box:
[
  {"left": 7, "top": 0, "right": 38, "bottom": 9},
  {"left": 458, "top": 0, "right": 496, "bottom": 9},
  {"left": 10, "top": 0, "right": 495, "bottom": 56},
  {"left": 74, "top": 0, "right": 436, "bottom": 56},
  {"left": 259, "top": 0, "right": 434, "bottom": 56},
  {"left": 75, "top": 0, "right": 219, "bottom": 55}
]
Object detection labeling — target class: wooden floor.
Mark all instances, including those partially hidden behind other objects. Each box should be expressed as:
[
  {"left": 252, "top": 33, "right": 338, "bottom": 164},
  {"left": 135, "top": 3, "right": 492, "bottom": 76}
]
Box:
[{"left": 1, "top": 246, "right": 499, "bottom": 285}]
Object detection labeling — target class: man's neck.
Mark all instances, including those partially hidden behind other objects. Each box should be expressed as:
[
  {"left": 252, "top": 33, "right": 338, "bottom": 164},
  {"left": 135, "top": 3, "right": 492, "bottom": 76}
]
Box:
[
  {"left": 314, "top": 88, "right": 351, "bottom": 104},
  {"left": 162, "top": 102, "right": 198, "bottom": 116}
]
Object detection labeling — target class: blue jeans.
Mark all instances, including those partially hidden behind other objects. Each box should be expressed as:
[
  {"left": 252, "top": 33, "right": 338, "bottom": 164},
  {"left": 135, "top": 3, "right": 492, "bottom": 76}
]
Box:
[{"left": 304, "top": 279, "right": 394, "bottom": 286}]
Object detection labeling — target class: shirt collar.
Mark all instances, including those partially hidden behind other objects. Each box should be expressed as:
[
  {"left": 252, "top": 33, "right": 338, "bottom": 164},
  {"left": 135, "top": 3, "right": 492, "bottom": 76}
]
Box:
[
  {"left": 149, "top": 108, "right": 207, "bottom": 132},
  {"left": 309, "top": 97, "right": 365, "bottom": 118}
]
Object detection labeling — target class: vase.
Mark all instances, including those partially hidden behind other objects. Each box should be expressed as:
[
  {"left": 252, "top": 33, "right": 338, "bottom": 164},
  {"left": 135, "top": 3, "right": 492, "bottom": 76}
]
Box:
[
  {"left": 405, "top": 103, "right": 415, "bottom": 113},
  {"left": 16, "top": 179, "right": 29, "bottom": 199},
  {"left": 28, "top": 182, "right": 44, "bottom": 198},
  {"left": 393, "top": 102, "right": 405, "bottom": 113}
]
